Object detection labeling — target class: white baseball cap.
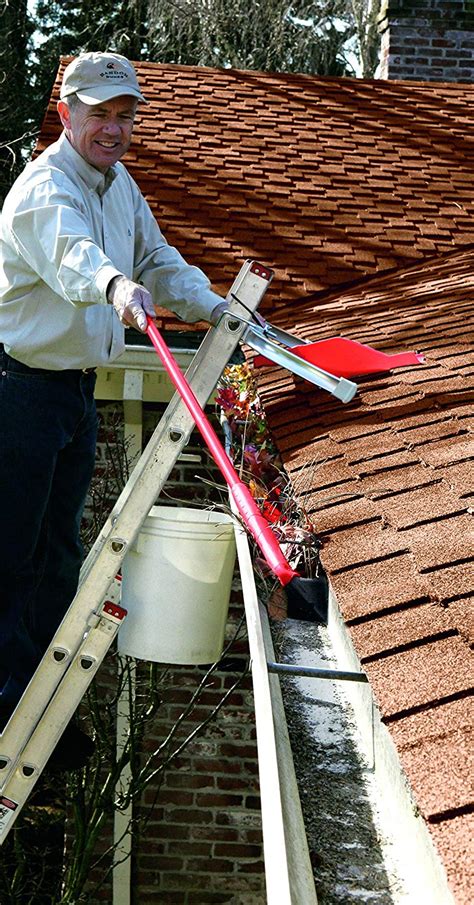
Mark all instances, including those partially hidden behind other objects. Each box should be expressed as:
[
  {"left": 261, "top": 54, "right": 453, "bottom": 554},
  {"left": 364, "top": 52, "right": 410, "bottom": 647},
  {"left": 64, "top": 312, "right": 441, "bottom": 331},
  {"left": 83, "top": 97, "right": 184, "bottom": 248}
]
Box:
[{"left": 60, "top": 51, "right": 147, "bottom": 105}]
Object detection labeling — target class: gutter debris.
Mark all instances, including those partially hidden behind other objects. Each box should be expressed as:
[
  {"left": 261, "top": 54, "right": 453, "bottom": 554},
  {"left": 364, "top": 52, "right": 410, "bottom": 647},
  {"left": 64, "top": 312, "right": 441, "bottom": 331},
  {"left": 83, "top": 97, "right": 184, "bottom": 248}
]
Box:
[{"left": 272, "top": 613, "right": 453, "bottom": 905}]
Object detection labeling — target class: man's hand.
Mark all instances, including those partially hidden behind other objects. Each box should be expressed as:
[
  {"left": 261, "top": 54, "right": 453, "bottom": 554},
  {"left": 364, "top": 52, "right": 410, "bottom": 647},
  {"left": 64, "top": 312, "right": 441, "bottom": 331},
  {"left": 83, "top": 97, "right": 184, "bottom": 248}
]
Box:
[{"left": 107, "top": 276, "right": 156, "bottom": 332}]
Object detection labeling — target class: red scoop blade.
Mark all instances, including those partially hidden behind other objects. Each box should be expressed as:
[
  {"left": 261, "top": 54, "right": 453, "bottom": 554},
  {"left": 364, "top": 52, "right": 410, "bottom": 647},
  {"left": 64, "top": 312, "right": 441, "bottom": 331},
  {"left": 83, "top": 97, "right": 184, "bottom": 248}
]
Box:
[{"left": 254, "top": 337, "right": 425, "bottom": 378}]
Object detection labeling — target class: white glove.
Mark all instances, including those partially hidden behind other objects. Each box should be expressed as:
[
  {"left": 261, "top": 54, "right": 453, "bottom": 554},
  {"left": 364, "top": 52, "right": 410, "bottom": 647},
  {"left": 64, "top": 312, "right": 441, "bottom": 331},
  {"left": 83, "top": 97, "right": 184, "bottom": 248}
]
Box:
[{"left": 107, "top": 276, "right": 156, "bottom": 332}]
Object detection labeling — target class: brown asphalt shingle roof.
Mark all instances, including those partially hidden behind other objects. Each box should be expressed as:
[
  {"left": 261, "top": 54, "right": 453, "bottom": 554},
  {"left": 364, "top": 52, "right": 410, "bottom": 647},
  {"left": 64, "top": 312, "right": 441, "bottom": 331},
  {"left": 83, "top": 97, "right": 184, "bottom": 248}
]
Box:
[
  {"left": 40, "top": 60, "right": 473, "bottom": 901},
  {"left": 257, "top": 247, "right": 474, "bottom": 903},
  {"left": 41, "top": 61, "right": 474, "bottom": 321}
]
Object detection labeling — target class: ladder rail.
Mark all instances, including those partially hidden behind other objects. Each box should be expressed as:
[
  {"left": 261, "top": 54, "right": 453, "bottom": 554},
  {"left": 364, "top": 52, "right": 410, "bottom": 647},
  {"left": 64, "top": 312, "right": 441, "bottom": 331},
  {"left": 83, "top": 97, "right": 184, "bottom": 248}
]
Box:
[{"left": 0, "top": 602, "right": 126, "bottom": 837}]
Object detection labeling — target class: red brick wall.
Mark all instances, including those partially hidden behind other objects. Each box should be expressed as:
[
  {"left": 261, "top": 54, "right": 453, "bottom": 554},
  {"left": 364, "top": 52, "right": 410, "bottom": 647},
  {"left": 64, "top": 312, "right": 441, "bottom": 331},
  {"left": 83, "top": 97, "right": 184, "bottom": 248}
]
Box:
[
  {"left": 379, "top": 0, "right": 474, "bottom": 82},
  {"left": 132, "top": 656, "right": 265, "bottom": 904}
]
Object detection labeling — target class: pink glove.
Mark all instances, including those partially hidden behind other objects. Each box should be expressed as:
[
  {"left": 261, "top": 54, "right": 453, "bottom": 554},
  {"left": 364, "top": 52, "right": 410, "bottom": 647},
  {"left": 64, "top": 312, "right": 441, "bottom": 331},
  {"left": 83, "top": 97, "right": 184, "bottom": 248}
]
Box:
[{"left": 107, "top": 276, "right": 156, "bottom": 332}]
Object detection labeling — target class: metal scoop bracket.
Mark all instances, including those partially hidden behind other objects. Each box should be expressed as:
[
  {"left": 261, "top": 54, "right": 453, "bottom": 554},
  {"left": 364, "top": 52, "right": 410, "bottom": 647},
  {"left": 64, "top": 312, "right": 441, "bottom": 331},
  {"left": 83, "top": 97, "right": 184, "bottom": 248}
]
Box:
[{"left": 241, "top": 319, "right": 358, "bottom": 403}]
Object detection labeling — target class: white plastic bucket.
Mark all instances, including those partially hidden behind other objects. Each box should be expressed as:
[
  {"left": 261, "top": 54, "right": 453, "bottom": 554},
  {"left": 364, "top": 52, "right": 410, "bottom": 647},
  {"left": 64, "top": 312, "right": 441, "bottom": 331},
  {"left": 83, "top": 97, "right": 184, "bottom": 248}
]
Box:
[{"left": 118, "top": 506, "right": 236, "bottom": 665}]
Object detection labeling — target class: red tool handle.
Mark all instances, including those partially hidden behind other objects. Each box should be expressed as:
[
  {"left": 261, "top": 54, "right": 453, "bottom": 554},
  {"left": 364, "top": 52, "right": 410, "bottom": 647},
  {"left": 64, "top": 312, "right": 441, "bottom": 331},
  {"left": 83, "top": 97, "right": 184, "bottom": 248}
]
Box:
[{"left": 146, "top": 318, "right": 297, "bottom": 587}]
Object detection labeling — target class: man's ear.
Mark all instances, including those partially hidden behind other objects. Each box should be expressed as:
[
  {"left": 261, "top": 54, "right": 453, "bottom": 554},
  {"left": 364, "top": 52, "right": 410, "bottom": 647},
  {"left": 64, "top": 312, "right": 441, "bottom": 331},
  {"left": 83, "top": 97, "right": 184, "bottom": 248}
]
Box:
[{"left": 57, "top": 100, "right": 71, "bottom": 130}]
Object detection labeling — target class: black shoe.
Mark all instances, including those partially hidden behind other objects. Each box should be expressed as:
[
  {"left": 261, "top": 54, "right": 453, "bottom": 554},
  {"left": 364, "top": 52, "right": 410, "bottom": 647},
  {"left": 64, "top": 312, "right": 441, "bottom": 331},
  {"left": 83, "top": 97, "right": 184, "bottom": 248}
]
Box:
[
  {"left": 47, "top": 721, "right": 95, "bottom": 772},
  {"left": 0, "top": 708, "right": 95, "bottom": 771}
]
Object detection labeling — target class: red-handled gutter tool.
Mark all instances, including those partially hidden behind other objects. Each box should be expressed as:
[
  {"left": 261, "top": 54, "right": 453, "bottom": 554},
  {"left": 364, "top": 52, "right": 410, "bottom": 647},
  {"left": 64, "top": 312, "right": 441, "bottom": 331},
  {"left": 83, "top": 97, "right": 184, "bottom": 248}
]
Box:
[{"left": 146, "top": 317, "right": 328, "bottom": 622}]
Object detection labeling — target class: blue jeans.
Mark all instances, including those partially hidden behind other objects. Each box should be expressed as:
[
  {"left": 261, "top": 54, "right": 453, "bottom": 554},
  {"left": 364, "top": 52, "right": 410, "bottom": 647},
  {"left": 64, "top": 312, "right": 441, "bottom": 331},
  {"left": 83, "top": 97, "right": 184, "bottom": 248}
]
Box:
[{"left": 0, "top": 348, "right": 98, "bottom": 709}]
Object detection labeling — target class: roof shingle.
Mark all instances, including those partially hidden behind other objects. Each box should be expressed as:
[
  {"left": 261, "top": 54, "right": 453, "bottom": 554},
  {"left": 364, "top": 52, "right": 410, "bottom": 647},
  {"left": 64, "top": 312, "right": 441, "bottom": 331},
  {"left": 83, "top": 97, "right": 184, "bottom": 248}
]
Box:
[
  {"left": 259, "top": 248, "right": 473, "bottom": 899},
  {"left": 39, "top": 62, "right": 474, "bottom": 327}
]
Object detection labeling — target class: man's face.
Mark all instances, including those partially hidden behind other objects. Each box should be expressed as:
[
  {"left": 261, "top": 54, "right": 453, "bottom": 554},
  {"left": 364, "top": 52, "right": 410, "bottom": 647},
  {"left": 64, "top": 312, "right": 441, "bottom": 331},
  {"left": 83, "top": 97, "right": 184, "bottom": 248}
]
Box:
[{"left": 58, "top": 96, "right": 138, "bottom": 173}]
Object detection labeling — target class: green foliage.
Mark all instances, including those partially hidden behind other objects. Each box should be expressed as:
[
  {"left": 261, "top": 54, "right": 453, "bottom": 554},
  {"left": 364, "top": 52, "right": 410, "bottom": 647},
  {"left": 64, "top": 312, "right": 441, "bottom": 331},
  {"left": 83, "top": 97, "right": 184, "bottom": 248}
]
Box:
[{"left": 0, "top": 0, "right": 37, "bottom": 198}]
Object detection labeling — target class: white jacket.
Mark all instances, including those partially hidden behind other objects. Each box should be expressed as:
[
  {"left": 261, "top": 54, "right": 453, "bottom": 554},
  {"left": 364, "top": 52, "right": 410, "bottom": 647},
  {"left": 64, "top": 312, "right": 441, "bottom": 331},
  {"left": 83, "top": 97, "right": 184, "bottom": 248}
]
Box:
[{"left": 0, "top": 133, "right": 223, "bottom": 369}]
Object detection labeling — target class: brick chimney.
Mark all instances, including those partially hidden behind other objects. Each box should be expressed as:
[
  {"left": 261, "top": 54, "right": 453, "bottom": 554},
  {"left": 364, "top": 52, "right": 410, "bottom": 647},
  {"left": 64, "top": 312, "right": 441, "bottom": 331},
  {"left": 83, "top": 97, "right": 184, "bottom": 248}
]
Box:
[{"left": 378, "top": 0, "right": 474, "bottom": 82}]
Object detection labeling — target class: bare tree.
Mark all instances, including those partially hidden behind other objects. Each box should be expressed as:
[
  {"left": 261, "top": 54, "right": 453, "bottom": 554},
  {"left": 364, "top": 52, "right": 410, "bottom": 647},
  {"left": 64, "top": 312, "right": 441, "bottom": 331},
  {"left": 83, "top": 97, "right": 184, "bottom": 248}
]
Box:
[
  {"left": 350, "top": 0, "right": 382, "bottom": 76},
  {"left": 147, "top": 0, "right": 357, "bottom": 75},
  {"left": 0, "top": 0, "right": 37, "bottom": 198}
]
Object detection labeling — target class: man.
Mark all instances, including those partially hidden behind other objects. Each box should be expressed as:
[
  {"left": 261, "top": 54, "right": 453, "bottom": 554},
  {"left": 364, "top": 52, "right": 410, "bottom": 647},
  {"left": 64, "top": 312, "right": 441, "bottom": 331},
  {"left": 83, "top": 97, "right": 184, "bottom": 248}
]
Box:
[{"left": 0, "top": 52, "right": 226, "bottom": 767}]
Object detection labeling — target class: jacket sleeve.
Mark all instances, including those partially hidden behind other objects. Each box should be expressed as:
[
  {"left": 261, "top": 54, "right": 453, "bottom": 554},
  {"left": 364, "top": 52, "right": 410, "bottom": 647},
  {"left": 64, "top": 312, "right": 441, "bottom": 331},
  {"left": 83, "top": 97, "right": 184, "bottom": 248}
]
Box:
[
  {"left": 4, "top": 173, "right": 121, "bottom": 307},
  {"left": 129, "top": 175, "right": 224, "bottom": 323}
]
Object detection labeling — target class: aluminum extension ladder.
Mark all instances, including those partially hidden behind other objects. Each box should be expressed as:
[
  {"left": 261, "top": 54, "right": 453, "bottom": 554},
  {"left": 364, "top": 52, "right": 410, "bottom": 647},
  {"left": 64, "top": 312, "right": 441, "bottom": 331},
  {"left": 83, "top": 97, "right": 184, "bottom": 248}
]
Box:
[
  {"left": 0, "top": 260, "right": 273, "bottom": 840},
  {"left": 0, "top": 259, "right": 357, "bottom": 842}
]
